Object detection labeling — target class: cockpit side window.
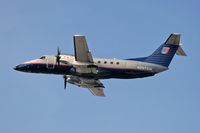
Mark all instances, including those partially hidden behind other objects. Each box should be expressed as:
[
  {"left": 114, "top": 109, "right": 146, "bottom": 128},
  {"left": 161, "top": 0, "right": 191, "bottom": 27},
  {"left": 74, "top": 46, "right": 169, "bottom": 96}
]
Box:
[
  {"left": 40, "top": 56, "right": 46, "bottom": 59},
  {"left": 60, "top": 60, "right": 69, "bottom": 64}
]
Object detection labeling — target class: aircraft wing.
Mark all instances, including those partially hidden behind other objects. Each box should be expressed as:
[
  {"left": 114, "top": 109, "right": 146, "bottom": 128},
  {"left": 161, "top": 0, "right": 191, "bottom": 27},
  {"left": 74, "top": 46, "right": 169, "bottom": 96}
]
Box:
[
  {"left": 73, "top": 35, "right": 94, "bottom": 63},
  {"left": 67, "top": 76, "right": 105, "bottom": 97},
  {"left": 88, "top": 87, "right": 105, "bottom": 97},
  {"left": 87, "top": 79, "right": 105, "bottom": 97}
]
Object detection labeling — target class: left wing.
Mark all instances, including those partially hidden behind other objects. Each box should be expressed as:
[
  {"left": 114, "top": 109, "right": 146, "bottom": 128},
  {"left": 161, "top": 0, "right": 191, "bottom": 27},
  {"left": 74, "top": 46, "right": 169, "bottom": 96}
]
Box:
[
  {"left": 66, "top": 75, "right": 105, "bottom": 97},
  {"left": 88, "top": 87, "right": 105, "bottom": 97},
  {"left": 73, "top": 35, "right": 94, "bottom": 63}
]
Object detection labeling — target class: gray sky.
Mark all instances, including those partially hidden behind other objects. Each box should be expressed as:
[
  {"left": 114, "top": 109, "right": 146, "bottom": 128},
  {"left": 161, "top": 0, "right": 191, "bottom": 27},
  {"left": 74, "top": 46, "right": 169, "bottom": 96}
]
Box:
[{"left": 0, "top": 0, "right": 199, "bottom": 133}]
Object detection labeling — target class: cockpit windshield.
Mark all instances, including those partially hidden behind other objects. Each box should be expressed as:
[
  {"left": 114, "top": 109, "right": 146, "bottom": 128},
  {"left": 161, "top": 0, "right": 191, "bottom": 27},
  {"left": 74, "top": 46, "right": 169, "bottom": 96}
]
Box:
[{"left": 40, "top": 56, "right": 46, "bottom": 59}]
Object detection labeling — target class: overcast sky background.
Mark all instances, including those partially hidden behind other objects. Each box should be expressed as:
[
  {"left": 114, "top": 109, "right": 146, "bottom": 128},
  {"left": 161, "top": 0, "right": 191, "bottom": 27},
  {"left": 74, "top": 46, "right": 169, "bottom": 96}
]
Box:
[{"left": 0, "top": 0, "right": 199, "bottom": 133}]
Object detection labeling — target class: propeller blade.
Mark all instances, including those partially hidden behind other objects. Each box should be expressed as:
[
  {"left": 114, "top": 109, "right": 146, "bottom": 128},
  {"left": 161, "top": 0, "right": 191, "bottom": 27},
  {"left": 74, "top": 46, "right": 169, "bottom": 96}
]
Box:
[
  {"left": 57, "top": 47, "right": 61, "bottom": 55},
  {"left": 56, "top": 47, "right": 61, "bottom": 65},
  {"left": 64, "top": 75, "right": 67, "bottom": 89}
]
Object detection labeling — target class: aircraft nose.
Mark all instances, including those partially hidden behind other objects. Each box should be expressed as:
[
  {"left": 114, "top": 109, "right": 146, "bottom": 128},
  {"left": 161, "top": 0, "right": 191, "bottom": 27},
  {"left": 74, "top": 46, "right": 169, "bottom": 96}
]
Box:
[
  {"left": 14, "top": 64, "right": 27, "bottom": 71},
  {"left": 13, "top": 66, "right": 18, "bottom": 70}
]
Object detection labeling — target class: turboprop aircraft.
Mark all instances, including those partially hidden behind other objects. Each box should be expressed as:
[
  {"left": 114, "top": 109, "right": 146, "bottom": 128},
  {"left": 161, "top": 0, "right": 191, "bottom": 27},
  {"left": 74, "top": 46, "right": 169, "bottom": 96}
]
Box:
[{"left": 14, "top": 33, "right": 186, "bottom": 97}]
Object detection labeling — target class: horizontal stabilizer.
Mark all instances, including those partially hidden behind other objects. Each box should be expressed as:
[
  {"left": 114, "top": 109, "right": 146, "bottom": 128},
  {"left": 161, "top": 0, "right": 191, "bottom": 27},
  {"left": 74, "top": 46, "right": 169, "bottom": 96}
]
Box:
[{"left": 176, "top": 46, "right": 187, "bottom": 56}]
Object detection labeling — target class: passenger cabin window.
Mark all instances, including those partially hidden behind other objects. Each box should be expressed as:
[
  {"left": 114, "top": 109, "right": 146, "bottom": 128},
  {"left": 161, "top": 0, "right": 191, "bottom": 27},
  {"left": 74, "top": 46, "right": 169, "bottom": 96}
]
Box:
[
  {"left": 110, "top": 62, "right": 113, "bottom": 64},
  {"left": 116, "top": 62, "right": 119, "bottom": 65},
  {"left": 98, "top": 61, "right": 101, "bottom": 64},
  {"left": 104, "top": 61, "right": 107, "bottom": 64},
  {"left": 40, "top": 56, "right": 46, "bottom": 59}
]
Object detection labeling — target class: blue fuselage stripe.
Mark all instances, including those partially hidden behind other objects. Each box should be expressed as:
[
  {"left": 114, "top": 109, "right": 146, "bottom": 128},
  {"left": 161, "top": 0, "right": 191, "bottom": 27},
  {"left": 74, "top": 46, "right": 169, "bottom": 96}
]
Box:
[{"left": 17, "top": 63, "right": 155, "bottom": 79}]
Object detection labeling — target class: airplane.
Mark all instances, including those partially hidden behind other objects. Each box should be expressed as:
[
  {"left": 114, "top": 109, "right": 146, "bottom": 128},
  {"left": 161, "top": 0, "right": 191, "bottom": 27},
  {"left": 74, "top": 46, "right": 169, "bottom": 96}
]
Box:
[{"left": 14, "top": 33, "right": 186, "bottom": 97}]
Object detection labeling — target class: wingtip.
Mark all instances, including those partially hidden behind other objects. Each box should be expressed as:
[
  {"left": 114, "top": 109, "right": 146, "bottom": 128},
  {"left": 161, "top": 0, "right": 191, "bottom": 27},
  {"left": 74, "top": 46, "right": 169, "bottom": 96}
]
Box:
[
  {"left": 74, "top": 35, "right": 85, "bottom": 37},
  {"left": 172, "top": 32, "right": 181, "bottom": 36}
]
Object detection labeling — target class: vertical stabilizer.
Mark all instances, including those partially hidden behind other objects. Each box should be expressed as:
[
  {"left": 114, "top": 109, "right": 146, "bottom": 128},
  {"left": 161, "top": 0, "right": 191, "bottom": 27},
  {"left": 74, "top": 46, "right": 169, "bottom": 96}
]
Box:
[{"left": 145, "top": 33, "right": 186, "bottom": 67}]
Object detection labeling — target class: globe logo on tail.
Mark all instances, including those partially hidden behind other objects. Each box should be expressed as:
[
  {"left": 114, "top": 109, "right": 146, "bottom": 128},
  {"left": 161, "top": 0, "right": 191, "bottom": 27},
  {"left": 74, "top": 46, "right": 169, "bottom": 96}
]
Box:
[{"left": 161, "top": 47, "right": 170, "bottom": 54}]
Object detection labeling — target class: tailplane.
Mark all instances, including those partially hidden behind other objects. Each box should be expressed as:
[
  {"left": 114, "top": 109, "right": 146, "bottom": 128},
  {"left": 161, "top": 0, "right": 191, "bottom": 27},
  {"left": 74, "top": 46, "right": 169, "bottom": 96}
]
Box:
[{"left": 144, "top": 33, "right": 186, "bottom": 67}]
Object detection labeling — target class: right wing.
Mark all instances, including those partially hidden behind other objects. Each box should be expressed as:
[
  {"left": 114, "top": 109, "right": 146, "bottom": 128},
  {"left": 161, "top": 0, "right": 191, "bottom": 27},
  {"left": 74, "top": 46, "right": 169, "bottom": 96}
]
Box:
[
  {"left": 73, "top": 35, "right": 94, "bottom": 63},
  {"left": 73, "top": 35, "right": 97, "bottom": 74}
]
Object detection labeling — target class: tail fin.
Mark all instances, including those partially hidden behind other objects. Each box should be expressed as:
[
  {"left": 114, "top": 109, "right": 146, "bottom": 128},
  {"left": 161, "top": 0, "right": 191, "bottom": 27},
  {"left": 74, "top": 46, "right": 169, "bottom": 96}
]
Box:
[{"left": 145, "top": 33, "right": 186, "bottom": 67}]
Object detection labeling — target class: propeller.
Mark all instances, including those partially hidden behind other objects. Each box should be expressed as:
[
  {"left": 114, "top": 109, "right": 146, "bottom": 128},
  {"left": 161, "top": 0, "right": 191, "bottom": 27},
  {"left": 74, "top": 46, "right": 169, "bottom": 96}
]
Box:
[
  {"left": 56, "top": 47, "right": 61, "bottom": 65},
  {"left": 63, "top": 75, "right": 67, "bottom": 89}
]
